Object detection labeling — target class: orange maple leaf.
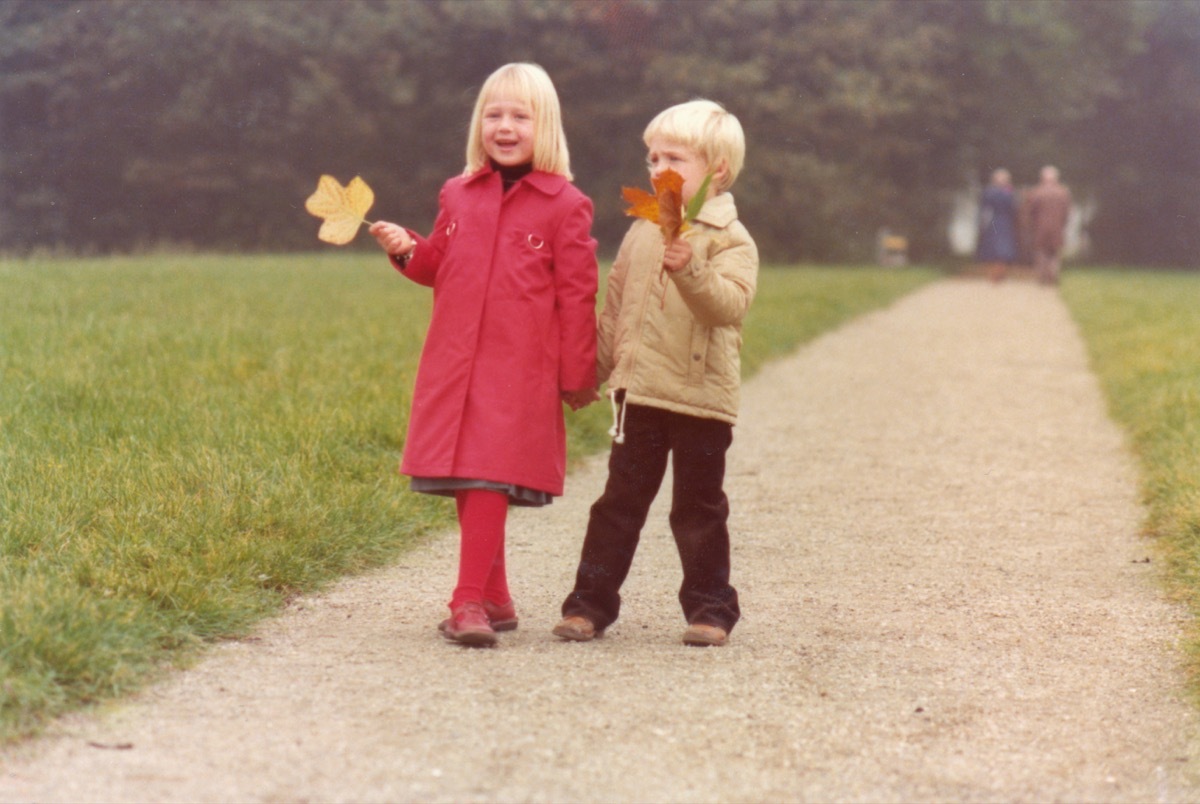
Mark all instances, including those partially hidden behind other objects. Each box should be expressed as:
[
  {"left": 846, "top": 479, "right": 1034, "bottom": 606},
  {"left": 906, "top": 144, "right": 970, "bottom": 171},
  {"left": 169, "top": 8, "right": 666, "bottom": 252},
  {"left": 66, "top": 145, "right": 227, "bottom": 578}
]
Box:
[{"left": 622, "top": 168, "right": 687, "bottom": 244}]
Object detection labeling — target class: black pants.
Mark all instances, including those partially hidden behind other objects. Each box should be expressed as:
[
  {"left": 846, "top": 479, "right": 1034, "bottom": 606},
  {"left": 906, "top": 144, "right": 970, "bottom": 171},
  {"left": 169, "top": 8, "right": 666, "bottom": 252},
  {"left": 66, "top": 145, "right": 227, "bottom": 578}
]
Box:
[{"left": 561, "top": 404, "right": 740, "bottom": 632}]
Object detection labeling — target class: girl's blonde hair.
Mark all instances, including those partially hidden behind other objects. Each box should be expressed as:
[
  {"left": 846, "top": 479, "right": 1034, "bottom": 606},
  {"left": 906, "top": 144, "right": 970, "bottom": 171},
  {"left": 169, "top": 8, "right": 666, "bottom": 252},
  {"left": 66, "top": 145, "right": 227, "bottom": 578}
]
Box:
[
  {"left": 643, "top": 99, "right": 745, "bottom": 192},
  {"left": 464, "top": 63, "right": 572, "bottom": 179}
]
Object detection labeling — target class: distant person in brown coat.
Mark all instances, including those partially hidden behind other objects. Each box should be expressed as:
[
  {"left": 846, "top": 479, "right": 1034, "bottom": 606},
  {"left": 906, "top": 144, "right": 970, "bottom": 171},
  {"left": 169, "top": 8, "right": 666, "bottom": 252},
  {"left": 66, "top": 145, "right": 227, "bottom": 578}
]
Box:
[{"left": 1025, "top": 165, "right": 1073, "bottom": 285}]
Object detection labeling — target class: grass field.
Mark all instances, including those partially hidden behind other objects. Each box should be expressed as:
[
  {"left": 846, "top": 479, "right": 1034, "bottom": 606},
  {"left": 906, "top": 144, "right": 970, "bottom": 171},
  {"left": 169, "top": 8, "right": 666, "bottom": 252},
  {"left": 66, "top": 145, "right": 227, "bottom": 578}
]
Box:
[
  {"left": 1062, "top": 269, "right": 1200, "bottom": 685},
  {"left": 0, "top": 253, "right": 936, "bottom": 739}
]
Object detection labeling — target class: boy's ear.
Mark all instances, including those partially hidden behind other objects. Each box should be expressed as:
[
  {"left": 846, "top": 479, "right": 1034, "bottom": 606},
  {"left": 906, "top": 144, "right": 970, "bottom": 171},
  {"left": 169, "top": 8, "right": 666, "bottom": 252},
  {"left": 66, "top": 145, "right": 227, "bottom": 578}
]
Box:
[{"left": 711, "top": 158, "right": 731, "bottom": 191}]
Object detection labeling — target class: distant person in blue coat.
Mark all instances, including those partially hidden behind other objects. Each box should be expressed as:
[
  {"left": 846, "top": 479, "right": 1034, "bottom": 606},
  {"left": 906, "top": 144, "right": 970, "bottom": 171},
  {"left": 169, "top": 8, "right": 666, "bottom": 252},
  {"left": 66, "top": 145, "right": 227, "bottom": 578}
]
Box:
[{"left": 975, "top": 168, "right": 1019, "bottom": 283}]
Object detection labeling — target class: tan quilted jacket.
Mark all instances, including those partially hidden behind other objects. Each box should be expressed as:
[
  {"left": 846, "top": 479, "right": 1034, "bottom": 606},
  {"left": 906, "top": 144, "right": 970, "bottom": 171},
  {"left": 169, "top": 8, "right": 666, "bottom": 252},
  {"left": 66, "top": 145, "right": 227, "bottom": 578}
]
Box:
[{"left": 598, "top": 192, "right": 758, "bottom": 427}]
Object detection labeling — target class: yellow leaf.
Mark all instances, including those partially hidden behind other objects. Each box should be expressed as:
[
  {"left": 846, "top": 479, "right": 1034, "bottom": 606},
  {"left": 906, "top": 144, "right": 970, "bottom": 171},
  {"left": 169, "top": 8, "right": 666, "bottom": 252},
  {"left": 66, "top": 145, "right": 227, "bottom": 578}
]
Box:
[{"left": 305, "top": 175, "right": 374, "bottom": 245}]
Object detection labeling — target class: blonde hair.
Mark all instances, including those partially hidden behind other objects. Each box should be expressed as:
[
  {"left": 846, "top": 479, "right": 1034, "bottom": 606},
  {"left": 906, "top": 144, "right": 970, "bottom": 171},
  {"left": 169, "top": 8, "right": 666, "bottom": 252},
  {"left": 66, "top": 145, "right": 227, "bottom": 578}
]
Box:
[
  {"left": 643, "top": 99, "right": 745, "bottom": 192},
  {"left": 464, "top": 63, "right": 572, "bottom": 180}
]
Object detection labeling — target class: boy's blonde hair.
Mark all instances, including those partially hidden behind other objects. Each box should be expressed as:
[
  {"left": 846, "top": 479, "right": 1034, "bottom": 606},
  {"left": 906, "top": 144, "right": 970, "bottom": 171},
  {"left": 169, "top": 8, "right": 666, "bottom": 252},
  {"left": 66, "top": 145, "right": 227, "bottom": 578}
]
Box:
[
  {"left": 464, "top": 63, "right": 572, "bottom": 180},
  {"left": 643, "top": 99, "right": 745, "bottom": 192}
]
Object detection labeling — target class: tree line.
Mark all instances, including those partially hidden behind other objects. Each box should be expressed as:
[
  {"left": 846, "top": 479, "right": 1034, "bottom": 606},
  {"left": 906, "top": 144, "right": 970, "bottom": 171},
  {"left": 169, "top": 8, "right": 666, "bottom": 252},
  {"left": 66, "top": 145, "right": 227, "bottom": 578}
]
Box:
[{"left": 1, "top": 0, "right": 1196, "bottom": 266}]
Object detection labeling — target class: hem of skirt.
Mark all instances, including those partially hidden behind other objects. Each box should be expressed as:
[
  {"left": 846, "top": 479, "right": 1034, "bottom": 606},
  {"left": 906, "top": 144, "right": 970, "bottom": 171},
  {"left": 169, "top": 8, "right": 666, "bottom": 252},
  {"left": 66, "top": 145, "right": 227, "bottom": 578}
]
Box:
[{"left": 409, "top": 476, "right": 553, "bottom": 507}]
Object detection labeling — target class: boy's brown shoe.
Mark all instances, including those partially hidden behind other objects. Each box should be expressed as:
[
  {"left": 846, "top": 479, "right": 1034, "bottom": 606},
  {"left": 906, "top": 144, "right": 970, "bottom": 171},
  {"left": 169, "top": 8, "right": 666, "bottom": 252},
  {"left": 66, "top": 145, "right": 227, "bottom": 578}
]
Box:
[
  {"left": 552, "top": 615, "right": 599, "bottom": 642},
  {"left": 682, "top": 623, "right": 728, "bottom": 647}
]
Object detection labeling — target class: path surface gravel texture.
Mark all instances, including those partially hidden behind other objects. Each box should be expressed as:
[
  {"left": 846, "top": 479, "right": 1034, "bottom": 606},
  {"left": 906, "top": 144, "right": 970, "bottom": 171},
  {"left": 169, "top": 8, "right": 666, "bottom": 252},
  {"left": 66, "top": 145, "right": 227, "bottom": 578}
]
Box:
[{"left": 4, "top": 278, "right": 1200, "bottom": 803}]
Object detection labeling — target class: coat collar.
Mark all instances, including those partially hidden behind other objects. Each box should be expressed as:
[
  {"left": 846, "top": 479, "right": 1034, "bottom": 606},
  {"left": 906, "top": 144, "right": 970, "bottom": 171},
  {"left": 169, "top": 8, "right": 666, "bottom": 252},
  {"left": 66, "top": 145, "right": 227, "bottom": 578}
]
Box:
[
  {"left": 464, "top": 164, "right": 568, "bottom": 196},
  {"left": 692, "top": 192, "right": 739, "bottom": 229}
]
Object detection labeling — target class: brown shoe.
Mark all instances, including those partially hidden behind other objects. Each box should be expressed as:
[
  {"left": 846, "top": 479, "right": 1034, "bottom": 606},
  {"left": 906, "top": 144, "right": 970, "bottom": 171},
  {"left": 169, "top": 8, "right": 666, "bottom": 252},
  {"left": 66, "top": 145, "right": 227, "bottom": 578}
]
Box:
[
  {"left": 484, "top": 599, "right": 519, "bottom": 632},
  {"left": 682, "top": 623, "right": 727, "bottom": 647},
  {"left": 438, "top": 599, "right": 518, "bottom": 634},
  {"left": 442, "top": 601, "right": 497, "bottom": 647},
  {"left": 552, "top": 615, "right": 599, "bottom": 642}
]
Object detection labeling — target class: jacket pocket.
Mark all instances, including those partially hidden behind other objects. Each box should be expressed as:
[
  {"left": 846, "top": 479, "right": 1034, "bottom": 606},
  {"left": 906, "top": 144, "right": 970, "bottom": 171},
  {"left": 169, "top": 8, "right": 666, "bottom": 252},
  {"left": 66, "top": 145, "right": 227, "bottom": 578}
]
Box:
[{"left": 687, "top": 323, "right": 710, "bottom": 386}]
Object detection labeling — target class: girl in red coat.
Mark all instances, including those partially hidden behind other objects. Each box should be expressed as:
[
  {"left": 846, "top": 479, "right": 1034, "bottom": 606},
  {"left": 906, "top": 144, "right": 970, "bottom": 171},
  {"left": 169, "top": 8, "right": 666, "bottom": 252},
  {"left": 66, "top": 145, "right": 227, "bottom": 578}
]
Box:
[{"left": 369, "top": 63, "right": 599, "bottom": 647}]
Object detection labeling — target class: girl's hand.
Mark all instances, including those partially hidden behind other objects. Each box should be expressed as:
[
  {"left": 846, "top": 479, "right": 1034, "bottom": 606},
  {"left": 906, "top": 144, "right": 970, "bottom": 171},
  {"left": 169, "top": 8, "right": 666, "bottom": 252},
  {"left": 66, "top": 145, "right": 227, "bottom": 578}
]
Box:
[
  {"left": 369, "top": 221, "right": 414, "bottom": 257},
  {"left": 562, "top": 388, "right": 600, "bottom": 411},
  {"left": 663, "top": 237, "right": 693, "bottom": 273}
]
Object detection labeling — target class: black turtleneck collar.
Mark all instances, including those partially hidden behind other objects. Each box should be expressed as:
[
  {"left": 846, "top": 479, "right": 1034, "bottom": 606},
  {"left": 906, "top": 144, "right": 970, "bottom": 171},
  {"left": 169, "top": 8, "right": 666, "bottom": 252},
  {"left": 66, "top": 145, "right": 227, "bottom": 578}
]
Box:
[{"left": 491, "top": 159, "right": 534, "bottom": 192}]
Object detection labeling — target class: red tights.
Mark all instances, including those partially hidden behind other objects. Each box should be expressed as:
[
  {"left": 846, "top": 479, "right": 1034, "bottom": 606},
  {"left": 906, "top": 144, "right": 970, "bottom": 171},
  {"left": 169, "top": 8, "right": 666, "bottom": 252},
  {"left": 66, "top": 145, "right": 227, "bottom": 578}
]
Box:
[{"left": 450, "top": 488, "right": 510, "bottom": 609}]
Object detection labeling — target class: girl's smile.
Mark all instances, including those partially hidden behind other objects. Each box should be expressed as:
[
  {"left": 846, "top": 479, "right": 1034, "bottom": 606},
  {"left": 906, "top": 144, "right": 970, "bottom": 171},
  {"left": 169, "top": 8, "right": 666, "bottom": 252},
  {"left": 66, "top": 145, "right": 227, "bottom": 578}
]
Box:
[{"left": 482, "top": 97, "right": 536, "bottom": 167}]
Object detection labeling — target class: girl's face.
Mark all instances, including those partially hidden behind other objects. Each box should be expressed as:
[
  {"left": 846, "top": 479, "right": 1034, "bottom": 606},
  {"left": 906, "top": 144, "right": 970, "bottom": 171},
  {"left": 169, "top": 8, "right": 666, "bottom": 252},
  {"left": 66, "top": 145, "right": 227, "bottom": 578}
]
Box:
[
  {"left": 482, "top": 96, "right": 535, "bottom": 167},
  {"left": 646, "top": 136, "right": 714, "bottom": 205}
]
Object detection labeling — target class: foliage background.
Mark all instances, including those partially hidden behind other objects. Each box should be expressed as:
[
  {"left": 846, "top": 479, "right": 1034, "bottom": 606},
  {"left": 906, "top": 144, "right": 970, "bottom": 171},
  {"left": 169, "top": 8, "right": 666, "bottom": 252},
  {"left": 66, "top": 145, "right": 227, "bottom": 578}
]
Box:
[{"left": 0, "top": 0, "right": 1197, "bottom": 266}]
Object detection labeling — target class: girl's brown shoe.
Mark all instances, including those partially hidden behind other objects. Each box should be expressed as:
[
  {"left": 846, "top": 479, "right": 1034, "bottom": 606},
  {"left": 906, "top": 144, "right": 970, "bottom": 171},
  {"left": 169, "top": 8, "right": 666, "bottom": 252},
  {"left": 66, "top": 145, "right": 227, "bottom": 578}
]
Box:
[
  {"left": 442, "top": 601, "right": 497, "bottom": 647},
  {"left": 484, "top": 599, "right": 518, "bottom": 632},
  {"left": 438, "top": 599, "right": 517, "bottom": 634}
]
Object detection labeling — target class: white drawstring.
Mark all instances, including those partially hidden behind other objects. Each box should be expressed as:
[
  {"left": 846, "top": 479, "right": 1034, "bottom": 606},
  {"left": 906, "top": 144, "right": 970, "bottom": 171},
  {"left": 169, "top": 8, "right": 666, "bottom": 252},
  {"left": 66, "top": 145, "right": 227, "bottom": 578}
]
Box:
[{"left": 607, "top": 390, "right": 628, "bottom": 444}]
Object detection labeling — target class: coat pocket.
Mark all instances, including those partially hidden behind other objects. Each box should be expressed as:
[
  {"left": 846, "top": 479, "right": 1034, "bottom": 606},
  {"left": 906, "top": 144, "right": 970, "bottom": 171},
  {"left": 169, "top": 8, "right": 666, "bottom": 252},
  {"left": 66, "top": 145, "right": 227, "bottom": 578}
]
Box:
[
  {"left": 498, "top": 227, "right": 554, "bottom": 301},
  {"left": 433, "top": 218, "right": 459, "bottom": 256}
]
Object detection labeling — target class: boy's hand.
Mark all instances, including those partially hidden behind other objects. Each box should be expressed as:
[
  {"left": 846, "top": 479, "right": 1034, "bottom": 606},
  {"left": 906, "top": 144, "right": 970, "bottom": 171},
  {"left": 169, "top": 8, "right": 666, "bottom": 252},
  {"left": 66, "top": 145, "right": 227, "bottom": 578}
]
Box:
[
  {"left": 662, "top": 237, "right": 693, "bottom": 273},
  {"left": 562, "top": 388, "right": 600, "bottom": 411},
  {"left": 369, "top": 221, "right": 414, "bottom": 257}
]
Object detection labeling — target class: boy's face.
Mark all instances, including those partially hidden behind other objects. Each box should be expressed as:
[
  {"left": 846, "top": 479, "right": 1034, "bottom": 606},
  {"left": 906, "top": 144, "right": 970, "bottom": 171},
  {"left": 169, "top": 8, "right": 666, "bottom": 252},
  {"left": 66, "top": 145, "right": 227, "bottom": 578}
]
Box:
[
  {"left": 646, "top": 137, "right": 713, "bottom": 205},
  {"left": 482, "top": 96, "right": 535, "bottom": 167}
]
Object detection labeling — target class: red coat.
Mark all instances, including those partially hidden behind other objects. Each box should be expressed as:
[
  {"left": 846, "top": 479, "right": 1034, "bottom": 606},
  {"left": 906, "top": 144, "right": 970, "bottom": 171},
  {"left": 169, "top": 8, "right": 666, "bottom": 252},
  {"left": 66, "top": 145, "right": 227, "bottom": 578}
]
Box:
[{"left": 393, "top": 165, "right": 597, "bottom": 496}]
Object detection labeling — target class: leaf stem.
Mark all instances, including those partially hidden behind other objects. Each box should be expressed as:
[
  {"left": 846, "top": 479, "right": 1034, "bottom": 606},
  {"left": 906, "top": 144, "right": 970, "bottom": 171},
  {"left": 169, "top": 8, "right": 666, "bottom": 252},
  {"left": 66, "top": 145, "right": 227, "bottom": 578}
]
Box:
[{"left": 685, "top": 173, "right": 714, "bottom": 222}]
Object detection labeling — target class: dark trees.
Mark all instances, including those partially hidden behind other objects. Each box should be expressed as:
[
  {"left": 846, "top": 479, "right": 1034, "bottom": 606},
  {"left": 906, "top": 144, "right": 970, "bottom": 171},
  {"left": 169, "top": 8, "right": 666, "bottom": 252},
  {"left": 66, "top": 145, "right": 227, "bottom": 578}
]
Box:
[{"left": 0, "top": 0, "right": 1193, "bottom": 265}]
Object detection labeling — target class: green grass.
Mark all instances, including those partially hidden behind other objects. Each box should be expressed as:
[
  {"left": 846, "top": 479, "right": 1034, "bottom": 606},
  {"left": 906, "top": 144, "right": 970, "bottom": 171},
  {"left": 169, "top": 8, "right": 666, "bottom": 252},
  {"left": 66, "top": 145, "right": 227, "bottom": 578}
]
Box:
[
  {"left": 0, "top": 254, "right": 937, "bottom": 739},
  {"left": 1062, "top": 269, "right": 1200, "bottom": 685}
]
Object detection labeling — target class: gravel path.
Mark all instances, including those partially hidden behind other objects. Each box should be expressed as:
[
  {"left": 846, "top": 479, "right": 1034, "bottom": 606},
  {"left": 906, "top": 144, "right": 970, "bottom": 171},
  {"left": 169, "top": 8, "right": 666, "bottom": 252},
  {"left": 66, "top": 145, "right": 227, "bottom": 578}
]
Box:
[{"left": 3, "top": 278, "right": 1200, "bottom": 803}]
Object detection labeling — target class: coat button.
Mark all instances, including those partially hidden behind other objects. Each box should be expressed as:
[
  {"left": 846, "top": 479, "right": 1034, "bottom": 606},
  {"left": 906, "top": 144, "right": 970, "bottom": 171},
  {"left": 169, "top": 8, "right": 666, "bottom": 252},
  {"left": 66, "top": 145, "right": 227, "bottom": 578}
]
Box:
[{"left": 692, "top": 353, "right": 701, "bottom": 361}]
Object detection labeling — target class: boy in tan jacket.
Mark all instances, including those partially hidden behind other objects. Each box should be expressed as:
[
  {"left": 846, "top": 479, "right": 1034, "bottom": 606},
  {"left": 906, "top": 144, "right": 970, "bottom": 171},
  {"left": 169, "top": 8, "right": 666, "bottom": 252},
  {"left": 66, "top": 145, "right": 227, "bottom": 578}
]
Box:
[{"left": 554, "top": 100, "right": 758, "bottom": 647}]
